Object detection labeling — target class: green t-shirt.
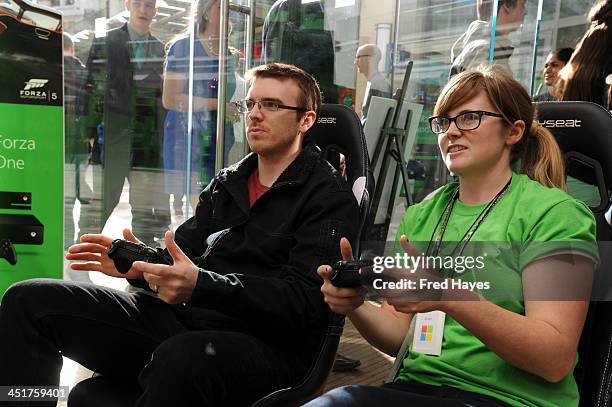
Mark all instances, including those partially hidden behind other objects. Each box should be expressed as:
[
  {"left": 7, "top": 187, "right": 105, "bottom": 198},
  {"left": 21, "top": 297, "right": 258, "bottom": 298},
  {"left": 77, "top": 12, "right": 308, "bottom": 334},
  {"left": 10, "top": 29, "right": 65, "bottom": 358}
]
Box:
[{"left": 394, "top": 173, "right": 598, "bottom": 407}]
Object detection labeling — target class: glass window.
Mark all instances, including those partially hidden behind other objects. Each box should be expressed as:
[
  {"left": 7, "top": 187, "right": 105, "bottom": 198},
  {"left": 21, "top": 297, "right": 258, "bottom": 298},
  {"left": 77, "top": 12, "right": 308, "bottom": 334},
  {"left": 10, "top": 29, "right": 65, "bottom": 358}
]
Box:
[{"left": 49, "top": 0, "right": 605, "bottom": 257}]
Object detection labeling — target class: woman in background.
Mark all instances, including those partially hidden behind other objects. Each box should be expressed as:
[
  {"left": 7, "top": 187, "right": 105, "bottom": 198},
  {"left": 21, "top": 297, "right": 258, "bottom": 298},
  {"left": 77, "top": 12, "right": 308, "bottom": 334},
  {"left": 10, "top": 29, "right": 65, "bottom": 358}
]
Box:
[
  {"left": 162, "top": 0, "right": 236, "bottom": 217},
  {"left": 557, "top": 0, "right": 611, "bottom": 109},
  {"left": 533, "top": 47, "right": 573, "bottom": 102}
]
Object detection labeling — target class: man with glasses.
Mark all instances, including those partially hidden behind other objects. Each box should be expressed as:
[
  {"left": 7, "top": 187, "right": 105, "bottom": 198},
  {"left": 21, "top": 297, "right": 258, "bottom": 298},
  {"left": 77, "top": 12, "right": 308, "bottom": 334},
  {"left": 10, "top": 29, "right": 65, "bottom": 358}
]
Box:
[
  {"left": 450, "top": 0, "right": 527, "bottom": 77},
  {"left": 0, "top": 63, "right": 359, "bottom": 406},
  {"left": 81, "top": 0, "right": 170, "bottom": 250},
  {"left": 355, "top": 44, "right": 391, "bottom": 122}
]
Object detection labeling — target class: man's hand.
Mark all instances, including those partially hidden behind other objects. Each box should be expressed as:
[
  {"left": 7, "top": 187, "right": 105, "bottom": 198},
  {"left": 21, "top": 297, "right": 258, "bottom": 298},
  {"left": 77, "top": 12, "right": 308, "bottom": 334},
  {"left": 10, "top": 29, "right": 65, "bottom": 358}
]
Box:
[
  {"left": 318, "top": 237, "right": 366, "bottom": 315},
  {"left": 66, "top": 229, "right": 143, "bottom": 279},
  {"left": 133, "top": 230, "right": 199, "bottom": 304}
]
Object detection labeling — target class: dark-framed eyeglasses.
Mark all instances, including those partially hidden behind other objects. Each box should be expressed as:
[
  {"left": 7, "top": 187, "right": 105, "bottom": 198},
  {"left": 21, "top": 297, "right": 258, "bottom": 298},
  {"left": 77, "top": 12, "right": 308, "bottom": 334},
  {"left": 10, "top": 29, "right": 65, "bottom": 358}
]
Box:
[
  {"left": 428, "top": 111, "right": 506, "bottom": 134},
  {"left": 233, "top": 99, "right": 308, "bottom": 114}
]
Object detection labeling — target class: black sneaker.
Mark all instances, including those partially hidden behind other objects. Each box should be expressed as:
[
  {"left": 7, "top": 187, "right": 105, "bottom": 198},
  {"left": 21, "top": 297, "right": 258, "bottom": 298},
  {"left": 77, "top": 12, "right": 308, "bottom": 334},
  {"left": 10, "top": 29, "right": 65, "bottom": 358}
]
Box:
[{"left": 332, "top": 353, "right": 361, "bottom": 372}]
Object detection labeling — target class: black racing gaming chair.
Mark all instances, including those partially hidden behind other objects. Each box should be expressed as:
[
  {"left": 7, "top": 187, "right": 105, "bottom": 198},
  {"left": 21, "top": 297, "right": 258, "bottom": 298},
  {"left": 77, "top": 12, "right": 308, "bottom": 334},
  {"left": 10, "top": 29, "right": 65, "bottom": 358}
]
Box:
[
  {"left": 535, "top": 101, "right": 612, "bottom": 406},
  {"left": 250, "top": 104, "right": 372, "bottom": 406},
  {"left": 68, "top": 104, "right": 373, "bottom": 406}
]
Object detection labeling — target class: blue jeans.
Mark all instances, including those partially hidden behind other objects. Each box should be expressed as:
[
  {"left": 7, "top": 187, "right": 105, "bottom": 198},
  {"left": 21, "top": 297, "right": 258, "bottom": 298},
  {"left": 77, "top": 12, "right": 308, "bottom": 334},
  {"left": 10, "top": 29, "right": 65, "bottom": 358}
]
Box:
[{"left": 304, "top": 381, "right": 511, "bottom": 407}]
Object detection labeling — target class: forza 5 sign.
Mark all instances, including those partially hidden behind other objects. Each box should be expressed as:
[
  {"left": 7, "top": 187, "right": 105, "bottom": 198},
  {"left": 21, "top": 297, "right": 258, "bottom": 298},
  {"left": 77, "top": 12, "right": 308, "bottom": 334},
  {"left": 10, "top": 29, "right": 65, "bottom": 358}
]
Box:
[
  {"left": 0, "top": 1, "right": 63, "bottom": 297},
  {"left": 20, "top": 79, "right": 59, "bottom": 102}
]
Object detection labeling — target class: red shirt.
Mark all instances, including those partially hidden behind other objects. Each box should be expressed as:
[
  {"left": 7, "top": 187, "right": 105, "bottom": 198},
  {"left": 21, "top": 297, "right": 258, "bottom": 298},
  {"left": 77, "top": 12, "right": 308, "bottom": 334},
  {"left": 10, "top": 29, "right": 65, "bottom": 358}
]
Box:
[{"left": 248, "top": 168, "right": 269, "bottom": 207}]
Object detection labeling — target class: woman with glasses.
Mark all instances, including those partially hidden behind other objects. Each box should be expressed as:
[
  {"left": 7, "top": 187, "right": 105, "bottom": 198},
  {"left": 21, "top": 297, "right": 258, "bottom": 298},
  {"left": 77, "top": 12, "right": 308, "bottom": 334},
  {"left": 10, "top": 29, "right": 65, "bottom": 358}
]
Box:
[
  {"left": 306, "top": 66, "right": 598, "bottom": 407},
  {"left": 162, "top": 0, "right": 237, "bottom": 216}
]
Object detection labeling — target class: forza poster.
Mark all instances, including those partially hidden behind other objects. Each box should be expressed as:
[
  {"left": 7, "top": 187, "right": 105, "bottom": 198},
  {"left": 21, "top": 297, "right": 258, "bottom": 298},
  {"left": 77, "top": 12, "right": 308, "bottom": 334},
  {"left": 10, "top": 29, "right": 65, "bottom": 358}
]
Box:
[{"left": 0, "top": 0, "right": 63, "bottom": 296}]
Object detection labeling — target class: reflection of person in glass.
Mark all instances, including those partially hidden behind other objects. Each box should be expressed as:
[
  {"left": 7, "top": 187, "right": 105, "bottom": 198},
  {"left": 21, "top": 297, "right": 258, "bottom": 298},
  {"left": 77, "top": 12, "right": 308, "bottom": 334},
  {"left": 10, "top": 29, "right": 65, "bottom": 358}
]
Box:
[
  {"left": 533, "top": 48, "right": 573, "bottom": 102},
  {"left": 84, "top": 0, "right": 170, "bottom": 246},
  {"left": 64, "top": 33, "right": 94, "bottom": 249},
  {"left": 557, "top": 0, "right": 612, "bottom": 109},
  {"left": 450, "top": 0, "right": 527, "bottom": 77},
  {"left": 162, "top": 0, "right": 235, "bottom": 216},
  {"left": 308, "top": 66, "right": 598, "bottom": 407},
  {"left": 355, "top": 44, "right": 391, "bottom": 122},
  {"left": 262, "top": 0, "right": 338, "bottom": 103}
]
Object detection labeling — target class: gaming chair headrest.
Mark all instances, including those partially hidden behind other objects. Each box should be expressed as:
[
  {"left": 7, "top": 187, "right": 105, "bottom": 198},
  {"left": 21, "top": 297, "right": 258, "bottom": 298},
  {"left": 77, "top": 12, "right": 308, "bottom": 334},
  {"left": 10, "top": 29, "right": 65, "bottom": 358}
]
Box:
[
  {"left": 535, "top": 101, "right": 612, "bottom": 213},
  {"left": 305, "top": 104, "right": 370, "bottom": 203}
]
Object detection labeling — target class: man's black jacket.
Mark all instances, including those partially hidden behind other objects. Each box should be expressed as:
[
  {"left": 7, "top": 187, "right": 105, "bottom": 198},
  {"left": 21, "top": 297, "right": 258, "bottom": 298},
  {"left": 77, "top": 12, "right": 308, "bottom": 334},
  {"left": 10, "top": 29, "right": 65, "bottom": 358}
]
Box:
[{"left": 157, "top": 142, "right": 359, "bottom": 361}]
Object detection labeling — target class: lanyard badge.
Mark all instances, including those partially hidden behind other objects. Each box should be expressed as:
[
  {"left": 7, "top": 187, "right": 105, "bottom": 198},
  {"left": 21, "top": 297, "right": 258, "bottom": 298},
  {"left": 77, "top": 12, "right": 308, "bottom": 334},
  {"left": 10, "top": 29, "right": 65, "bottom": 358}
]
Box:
[
  {"left": 411, "top": 311, "right": 446, "bottom": 356},
  {"left": 410, "top": 177, "right": 512, "bottom": 357}
]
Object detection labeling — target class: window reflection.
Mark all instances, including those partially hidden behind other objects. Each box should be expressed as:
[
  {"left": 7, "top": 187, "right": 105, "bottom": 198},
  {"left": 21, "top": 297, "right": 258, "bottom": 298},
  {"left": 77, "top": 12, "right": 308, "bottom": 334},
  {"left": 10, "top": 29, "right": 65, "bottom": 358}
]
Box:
[{"left": 49, "top": 0, "right": 604, "bottom": 249}]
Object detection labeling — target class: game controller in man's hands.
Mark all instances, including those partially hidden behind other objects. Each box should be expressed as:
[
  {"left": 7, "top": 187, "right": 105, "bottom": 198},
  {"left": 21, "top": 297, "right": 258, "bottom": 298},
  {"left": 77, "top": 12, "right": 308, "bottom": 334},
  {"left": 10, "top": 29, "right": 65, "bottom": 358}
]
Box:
[
  {"left": 0, "top": 239, "right": 17, "bottom": 265},
  {"left": 107, "top": 239, "right": 172, "bottom": 273},
  {"left": 330, "top": 259, "right": 374, "bottom": 288}
]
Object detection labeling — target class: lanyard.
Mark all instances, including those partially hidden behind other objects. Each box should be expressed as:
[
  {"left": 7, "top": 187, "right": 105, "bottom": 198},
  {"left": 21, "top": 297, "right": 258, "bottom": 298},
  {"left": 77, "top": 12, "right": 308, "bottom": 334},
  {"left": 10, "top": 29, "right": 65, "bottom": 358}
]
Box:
[{"left": 425, "top": 177, "right": 512, "bottom": 276}]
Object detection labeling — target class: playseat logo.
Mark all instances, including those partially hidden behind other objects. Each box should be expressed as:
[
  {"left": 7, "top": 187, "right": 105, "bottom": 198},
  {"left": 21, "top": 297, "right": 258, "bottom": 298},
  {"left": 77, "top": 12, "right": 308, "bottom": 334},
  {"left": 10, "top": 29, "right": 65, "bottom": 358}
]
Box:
[
  {"left": 317, "top": 117, "right": 336, "bottom": 124},
  {"left": 20, "top": 79, "right": 57, "bottom": 101},
  {"left": 538, "top": 119, "right": 582, "bottom": 128}
]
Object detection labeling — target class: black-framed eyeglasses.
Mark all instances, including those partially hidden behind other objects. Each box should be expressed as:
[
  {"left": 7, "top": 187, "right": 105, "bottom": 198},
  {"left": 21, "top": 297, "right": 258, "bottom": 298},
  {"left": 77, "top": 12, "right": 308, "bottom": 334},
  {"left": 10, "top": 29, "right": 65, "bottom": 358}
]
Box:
[
  {"left": 428, "top": 111, "right": 505, "bottom": 134},
  {"left": 233, "top": 99, "right": 308, "bottom": 114}
]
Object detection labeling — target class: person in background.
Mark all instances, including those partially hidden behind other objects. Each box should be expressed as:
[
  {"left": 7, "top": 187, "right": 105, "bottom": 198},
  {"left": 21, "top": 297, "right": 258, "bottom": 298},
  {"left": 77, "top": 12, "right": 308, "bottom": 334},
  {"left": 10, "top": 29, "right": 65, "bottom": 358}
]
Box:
[
  {"left": 162, "top": 0, "right": 236, "bottom": 217},
  {"left": 450, "top": 0, "right": 527, "bottom": 77},
  {"left": 533, "top": 47, "right": 573, "bottom": 102},
  {"left": 355, "top": 44, "right": 391, "bottom": 122},
  {"left": 262, "top": 0, "right": 338, "bottom": 103},
  {"left": 307, "top": 66, "right": 597, "bottom": 407},
  {"left": 84, "top": 0, "right": 170, "bottom": 246},
  {"left": 557, "top": 0, "right": 612, "bottom": 110},
  {"left": 63, "top": 32, "right": 95, "bottom": 284}
]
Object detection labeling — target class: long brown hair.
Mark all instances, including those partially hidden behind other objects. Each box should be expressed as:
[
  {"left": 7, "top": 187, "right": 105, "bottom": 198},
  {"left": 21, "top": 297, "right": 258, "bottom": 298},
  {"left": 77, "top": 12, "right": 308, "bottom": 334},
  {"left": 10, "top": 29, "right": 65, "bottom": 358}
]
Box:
[
  {"left": 165, "top": 0, "right": 224, "bottom": 53},
  {"left": 557, "top": 0, "right": 612, "bottom": 104},
  {"left": 434, "top": 65, "right": 566, "bottom": 189}
]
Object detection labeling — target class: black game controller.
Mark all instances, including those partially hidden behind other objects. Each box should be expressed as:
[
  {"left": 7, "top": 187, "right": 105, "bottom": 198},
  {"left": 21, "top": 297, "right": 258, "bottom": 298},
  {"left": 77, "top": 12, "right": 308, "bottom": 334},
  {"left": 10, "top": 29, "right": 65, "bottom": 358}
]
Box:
[
  {"left": 0, "top": 239, "right": 17, "bottom": 265},
  {"left": 107, "top": 239, "right": 171, "bottom": 273},
  {"left": 330, "top": 259, "right": 374, "bottom": 288}
]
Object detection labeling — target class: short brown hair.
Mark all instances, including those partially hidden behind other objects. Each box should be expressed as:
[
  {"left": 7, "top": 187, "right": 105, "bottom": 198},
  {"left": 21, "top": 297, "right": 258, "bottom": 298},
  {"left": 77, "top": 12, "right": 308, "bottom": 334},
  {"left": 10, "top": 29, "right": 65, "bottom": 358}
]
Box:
[
  {"left": 477, "top": 0, "right": 518, "bottom": 21},
  {"left": 434, "top": 65, "right": 566, "bottom": 190},
  {"left": 246, "top": 63, "right": 322, "bottom": 115}
]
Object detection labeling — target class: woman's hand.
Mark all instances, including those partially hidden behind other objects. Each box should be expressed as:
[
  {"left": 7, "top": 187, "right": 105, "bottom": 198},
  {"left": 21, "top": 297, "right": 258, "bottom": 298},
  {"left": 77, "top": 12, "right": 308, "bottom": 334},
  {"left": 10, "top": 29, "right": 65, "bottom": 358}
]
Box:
[
  {"left": 318, "top": 238, "right": 366, "bottom": 315},
  {"left": 66, "top": 228, "right": 144, "bottom": 280},
  {"left": 374, "top": 235, "right": 478, "bottom": 314}
]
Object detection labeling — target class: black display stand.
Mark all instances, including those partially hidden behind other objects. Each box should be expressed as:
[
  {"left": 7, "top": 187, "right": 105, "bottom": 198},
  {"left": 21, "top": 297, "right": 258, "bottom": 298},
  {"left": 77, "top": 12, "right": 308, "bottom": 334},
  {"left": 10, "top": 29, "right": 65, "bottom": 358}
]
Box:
[{"left": 366, "top": 61, "right": 414, "bottom": 241}]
